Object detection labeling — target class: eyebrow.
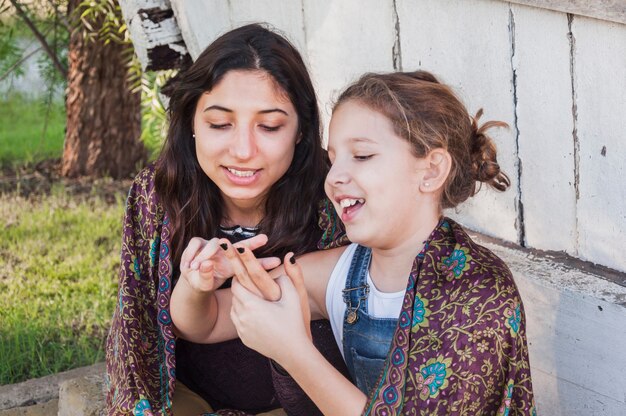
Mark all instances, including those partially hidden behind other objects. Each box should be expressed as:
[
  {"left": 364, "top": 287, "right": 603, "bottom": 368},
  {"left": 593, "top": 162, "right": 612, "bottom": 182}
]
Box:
[
  {"left": 349, "top": 137, "right": 377, "bottom": 144},
  {"left": 203, "top": 105, "right": 289, "bottom": 116}
]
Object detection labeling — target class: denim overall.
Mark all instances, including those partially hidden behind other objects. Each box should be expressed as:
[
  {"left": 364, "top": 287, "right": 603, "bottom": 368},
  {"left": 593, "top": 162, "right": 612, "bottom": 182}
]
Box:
[{"left": 342, "top": 245, "right": 398, "bottom": 395}]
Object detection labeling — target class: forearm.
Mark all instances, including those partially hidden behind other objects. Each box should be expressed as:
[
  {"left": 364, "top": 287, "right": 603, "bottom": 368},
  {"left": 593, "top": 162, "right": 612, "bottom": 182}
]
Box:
[
  {"left": 280, "top": 340, "right": 367, "bottom": 416},
  {"left": 170, "top": 276, "right": 218, "bottom": 342}
]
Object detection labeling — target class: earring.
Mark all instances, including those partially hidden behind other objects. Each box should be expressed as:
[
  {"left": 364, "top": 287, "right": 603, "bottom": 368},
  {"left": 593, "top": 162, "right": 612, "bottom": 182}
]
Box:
[{"left": 192, "top": 133, "right": 196, "bottom": 138}]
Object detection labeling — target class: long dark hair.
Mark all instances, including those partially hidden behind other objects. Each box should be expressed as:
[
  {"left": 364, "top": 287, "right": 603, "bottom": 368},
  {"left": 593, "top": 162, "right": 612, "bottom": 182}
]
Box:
[{"left": 155, "top": 23, "right": 328, "bottom": 267}]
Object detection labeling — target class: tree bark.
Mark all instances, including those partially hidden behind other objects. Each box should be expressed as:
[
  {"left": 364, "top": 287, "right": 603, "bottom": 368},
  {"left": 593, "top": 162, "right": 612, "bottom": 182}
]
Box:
[{"left": 62, "top": 0, "right": 146, "bottom": 179}]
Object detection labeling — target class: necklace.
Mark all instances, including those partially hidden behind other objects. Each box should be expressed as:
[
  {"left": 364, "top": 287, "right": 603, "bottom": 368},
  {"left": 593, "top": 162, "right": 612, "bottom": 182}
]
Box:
[{"left": 218, "top": 224, "right": 259, "bottom": 239}]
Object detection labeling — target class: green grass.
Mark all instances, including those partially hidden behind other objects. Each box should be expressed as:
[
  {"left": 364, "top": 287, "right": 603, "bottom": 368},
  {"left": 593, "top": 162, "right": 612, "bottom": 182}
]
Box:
[
  {"left": 0, "top": 186, "right": 124, "bottom": 384},
  {"left": 0, "top": 94, "right": 66, "bottom": 169}
]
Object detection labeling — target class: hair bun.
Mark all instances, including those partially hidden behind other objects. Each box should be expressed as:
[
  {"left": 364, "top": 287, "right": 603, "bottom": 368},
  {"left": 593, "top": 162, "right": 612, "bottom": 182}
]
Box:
[{"left": 470, "top": 109, "right": 510, "bottom": 192}]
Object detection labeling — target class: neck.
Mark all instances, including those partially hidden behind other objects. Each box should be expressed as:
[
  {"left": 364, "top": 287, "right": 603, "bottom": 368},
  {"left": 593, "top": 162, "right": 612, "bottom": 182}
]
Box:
[
  {"left": 222, "top": 197, "right": 265, "bottom": 228},
  {"left": 368, "top": 212, "right": 440, "bottom": 293}
]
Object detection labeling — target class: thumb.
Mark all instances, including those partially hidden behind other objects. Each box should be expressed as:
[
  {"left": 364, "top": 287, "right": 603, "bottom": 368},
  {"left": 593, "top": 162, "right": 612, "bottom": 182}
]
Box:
[{"left": 283, "top": 253, "right": 312, "bottom": 341}]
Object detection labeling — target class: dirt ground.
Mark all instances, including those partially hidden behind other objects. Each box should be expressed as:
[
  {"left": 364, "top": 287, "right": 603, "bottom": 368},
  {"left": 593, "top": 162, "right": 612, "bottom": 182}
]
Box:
[{"left": 0, "top": 159, "right": 133, "bottom": 202}]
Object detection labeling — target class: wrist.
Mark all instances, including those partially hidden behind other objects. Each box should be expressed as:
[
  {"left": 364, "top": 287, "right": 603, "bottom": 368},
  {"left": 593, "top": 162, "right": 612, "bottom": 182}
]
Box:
[
  {"left": 179, "top": 271, "right": 215, "bottom": 296},
  {"left": 279, "top": 337, "right": 318, "bottom": 374}
]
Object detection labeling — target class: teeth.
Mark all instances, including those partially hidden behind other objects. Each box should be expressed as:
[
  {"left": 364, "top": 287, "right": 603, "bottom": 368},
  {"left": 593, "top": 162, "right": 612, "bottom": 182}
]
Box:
[
  {"left": 227, "top": 168, "right": 255, "bottom": 177},
  {"left": 339, "top": 198, "right": 364, "bottom": 208}
]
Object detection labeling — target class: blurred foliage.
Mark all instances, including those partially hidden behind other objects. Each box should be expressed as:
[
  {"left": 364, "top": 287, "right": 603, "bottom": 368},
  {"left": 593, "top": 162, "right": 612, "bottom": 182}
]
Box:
[{"left": 1, "top": 0, "right": 172, "bottom": 157}]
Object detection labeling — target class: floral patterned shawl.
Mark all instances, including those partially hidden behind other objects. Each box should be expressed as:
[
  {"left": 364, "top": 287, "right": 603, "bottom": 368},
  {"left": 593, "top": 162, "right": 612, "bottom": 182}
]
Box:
[
  {"left": 363, "top": 218, "right": 535, "bottom": 415},
  {"left": 105, "top": 165, "right": 347, "bottom": 415}
]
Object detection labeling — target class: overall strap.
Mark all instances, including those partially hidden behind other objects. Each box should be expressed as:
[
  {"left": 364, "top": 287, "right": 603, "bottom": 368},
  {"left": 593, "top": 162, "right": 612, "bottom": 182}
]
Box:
[{"left": 342, "top": 245, "right": 371, "bottom": 324}]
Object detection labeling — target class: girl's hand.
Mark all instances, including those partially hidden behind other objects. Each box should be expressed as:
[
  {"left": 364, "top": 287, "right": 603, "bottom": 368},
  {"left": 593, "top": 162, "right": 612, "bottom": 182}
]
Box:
[
  {"left": 179, "top": 234, "right": 280, "bottom": 293},
  {"left": 225, "top": 248, "right": 312, "bottom": 341},
  {"left": 230, "top": 274, "right": 311, "bottom": 362}
]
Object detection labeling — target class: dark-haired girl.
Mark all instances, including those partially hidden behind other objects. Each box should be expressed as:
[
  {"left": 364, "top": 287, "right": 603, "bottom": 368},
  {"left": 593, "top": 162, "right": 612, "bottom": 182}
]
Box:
[{"left": 105, "top": 23, "right": 348, "bottom": 415}]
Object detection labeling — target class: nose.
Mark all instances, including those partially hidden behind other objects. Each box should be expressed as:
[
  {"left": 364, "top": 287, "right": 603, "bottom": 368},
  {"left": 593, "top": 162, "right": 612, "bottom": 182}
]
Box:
[
  {"left": 230, "top": 126, "right": 258, "bottom": 160},
  {"left": 325, "top": 159, "right": 351, "bottom": 188}
]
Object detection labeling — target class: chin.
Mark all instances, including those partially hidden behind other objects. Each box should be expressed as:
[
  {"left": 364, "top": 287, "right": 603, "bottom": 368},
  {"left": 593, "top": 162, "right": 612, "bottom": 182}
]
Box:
[{"left": 345, "top": 229, "right": 374, "bottom": 247}]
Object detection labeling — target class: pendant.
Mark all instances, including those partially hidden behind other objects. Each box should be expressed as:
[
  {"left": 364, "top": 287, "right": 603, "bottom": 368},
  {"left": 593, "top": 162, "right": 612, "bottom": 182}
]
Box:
[{"left": 346, "top": 310, "right": 358, "bottom": 324}]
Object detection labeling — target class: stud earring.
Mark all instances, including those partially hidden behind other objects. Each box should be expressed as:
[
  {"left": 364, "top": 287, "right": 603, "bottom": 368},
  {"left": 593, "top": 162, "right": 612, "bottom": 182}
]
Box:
[{"left": 192, "top": 133, "right": 196, "bottom": 138}]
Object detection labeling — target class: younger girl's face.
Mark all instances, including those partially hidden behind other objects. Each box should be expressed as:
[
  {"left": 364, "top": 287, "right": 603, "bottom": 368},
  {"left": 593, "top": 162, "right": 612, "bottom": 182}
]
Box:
[
  {"left": 193, "top": 70, "right": 299, "bottom": 222},
  {"left": 325, "top": 100, "right": 429, "bottom": 248}
]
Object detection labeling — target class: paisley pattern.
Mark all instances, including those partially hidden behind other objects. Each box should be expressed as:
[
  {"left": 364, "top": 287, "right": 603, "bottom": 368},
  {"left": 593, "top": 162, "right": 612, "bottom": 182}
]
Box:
[
  {"left": 105, "top": 165, "right": 346, "bottom": 415},
  {"left": 364, "top": 219, "right": 535, "bottom": 415}
]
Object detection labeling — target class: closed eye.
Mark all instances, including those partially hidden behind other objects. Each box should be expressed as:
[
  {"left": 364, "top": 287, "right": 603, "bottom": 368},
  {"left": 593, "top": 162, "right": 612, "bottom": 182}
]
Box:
[
  {"left": 260, "top": 125, "right": 282, "bottom": 132},
  {"left": 209, "top": 123, "right": 231, "bottom": 129},
  {"left": 354, "top": 154, "right": 374, "bottom": 161}
]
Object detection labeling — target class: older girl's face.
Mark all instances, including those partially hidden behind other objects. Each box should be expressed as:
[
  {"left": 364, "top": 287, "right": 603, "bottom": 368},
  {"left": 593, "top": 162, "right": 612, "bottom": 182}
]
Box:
[{"left": 193, "top": 70, "right": 299, "bottom": 223}]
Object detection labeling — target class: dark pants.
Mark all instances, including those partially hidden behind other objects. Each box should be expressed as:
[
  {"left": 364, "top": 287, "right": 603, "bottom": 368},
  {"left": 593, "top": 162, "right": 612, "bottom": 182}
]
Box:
[{"left": 176, "top": 319, "right": 350, "bottom": 416}]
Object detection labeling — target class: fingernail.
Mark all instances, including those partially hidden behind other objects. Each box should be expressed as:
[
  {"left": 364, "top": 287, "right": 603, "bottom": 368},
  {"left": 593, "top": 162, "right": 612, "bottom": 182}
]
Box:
[
  {"left": 220, "top": 243, "right": 228, "bottom": 251},
  {"left": 236, "top": 247, "right": 245, "bottom": 254},
  {"left": 190, "top": 261, "right": 198, "bottom": 270},
  {"left": 289, "top": 256, "right": 296, "bottom": 265}
]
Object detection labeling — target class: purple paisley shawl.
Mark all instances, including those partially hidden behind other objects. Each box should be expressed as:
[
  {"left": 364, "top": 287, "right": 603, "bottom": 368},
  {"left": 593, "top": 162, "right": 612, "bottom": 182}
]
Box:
[
  {"left": 363, "top": 218, "right": 535, "bottom": 416},
  {"left": 205, "top": 221, "right": 536, "bottom": 416},
  {"left": 105, "top": 165, "right": 347, "bottom": 415}
]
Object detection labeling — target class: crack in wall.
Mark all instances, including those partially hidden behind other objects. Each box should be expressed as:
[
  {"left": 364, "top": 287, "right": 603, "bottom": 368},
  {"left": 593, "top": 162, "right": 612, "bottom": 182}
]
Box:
[
  {"left": 226, "top": 0, "right": 234, "bottom": 28},
  {"left": 509, "top": 7, "right": 525, "bottom": 247},
  {"left": 392, "top": 0, "right": 403, "bottom": 71},
  {"left": 568, "top": 13, "right": 581, "bottom": 254},
  {"left": 301, "top": 0, "right": 309, "bottom": 56}
]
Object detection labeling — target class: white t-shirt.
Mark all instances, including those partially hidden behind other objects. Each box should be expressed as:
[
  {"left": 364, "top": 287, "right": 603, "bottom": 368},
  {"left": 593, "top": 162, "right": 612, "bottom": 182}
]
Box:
[{"left": 325, "top": 244, "right": 405, "bottom": 358}]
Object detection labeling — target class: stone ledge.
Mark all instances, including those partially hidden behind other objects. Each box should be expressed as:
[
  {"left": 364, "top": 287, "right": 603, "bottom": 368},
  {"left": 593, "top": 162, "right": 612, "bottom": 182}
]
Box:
[
  {"left": 0, "top": 400, "right": 58, "bottom": 416},
  {"left": 0, "top": 363, "right": 105, "bottom": 411},
  {"left": 469, "top": 229, "right": 626, "bottom": 414},
  {"left": 470, "top": 230, "right": 626, "bottom": 306},
  {"left": 58, "top": 373, "right": 105, "bottom": 416}
]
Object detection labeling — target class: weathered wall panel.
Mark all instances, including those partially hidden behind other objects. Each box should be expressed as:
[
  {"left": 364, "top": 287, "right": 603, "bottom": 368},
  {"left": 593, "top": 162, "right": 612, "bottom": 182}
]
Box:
[
  {"left": 511, "top": 5, "right": 577, "bottom": 253},
  {"left": 507, "top": 0, "right": 626, "bottom": 25},
  {"left": 227, "top": 0, "right": 306, "bottom": 53},
  {"left": 171, "top": 0, "right": 306, "bottom": 63},
  {"left": 172, "top": 0, "right": 305, "bottom": 66},
  {"left": 397, "top": 0, "right": 520, "bottom": 243},
  {"left": 573, "top": 17, "right": 626, "bottom": 272},
  {"left": 303, "top": 0, "right": 396, "bottom": 135},
  {"left": 170, "top": 0, "right": 230, "bottom": 59}
]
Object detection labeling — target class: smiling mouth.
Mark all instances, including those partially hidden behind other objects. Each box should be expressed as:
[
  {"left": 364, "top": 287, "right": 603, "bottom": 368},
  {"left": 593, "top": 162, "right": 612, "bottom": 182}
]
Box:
[
  {"left": 338, "top": 197, "right": 365, "bottom": 221},
  {"left": 226, "top": 167, "right": 258, "bottom": 177},
  {"left": 339, "top": 198, "right": 364, "bottom": 209}
]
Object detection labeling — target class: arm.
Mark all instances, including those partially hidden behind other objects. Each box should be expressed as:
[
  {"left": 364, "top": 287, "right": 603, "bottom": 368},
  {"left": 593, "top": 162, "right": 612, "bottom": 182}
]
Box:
[
  {"left": 230, "top": 252, "right": 367, "bottom": 416},
  {"left": 105, "top": 168, "right": 165, "bottom": 414}
]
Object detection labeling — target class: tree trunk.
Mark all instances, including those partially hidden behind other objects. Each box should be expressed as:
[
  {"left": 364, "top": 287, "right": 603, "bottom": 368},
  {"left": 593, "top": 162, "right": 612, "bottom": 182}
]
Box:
[{"left": 62, "top": 0, "right": 145, "bottom": 179}]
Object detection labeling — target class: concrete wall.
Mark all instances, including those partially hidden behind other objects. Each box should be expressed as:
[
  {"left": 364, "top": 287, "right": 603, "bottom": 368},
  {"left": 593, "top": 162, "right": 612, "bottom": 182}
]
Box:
[{"left": 121, "top": 0, "right": 626, "bottom": 414}]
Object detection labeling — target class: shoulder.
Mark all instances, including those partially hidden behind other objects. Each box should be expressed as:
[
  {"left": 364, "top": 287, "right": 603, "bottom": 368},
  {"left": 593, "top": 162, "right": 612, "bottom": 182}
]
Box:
[
  {"left": 443, "top": 219, "right": 516, "bottom": 288},
  {"left": 128, "top": 163, "right": 158, "bottom": 200},
  {"left": 123, "top": 163, "right": 164, "bottom": 233},
  {"left": 429, "top": 219, "right": 524, "bottom": 317}
]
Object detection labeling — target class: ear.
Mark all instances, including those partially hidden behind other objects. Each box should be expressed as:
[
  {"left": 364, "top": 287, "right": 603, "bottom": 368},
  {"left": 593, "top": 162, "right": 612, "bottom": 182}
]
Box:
[{"left": 418, "top": 148, "right": 451, "bottom": 193}]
